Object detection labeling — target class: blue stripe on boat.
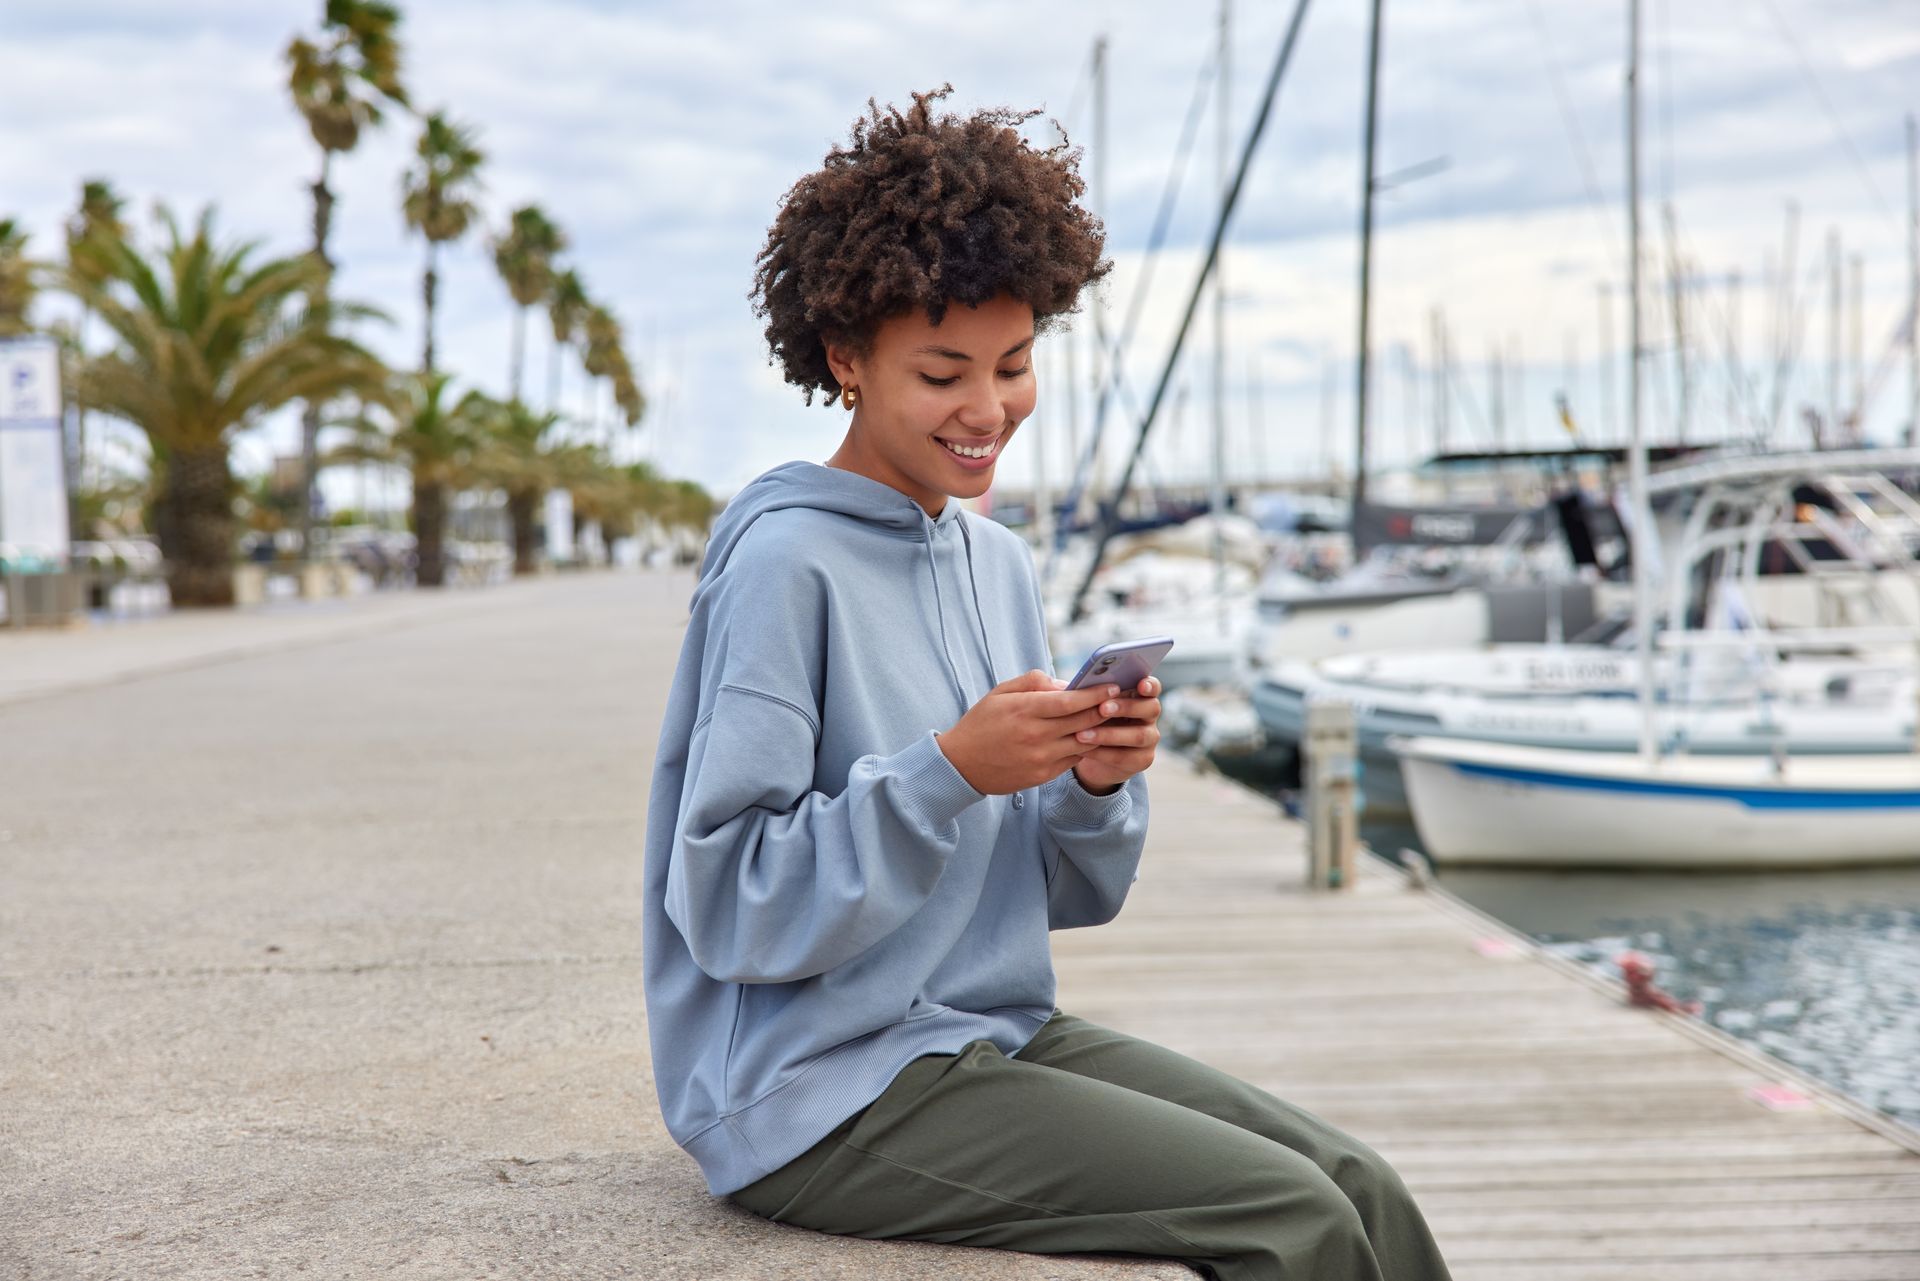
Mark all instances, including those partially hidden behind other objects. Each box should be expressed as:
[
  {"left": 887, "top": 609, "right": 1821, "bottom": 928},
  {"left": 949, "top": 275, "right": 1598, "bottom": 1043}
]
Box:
[{"left": 1450, "top": 760, "right": 1920, "bottom": 810}]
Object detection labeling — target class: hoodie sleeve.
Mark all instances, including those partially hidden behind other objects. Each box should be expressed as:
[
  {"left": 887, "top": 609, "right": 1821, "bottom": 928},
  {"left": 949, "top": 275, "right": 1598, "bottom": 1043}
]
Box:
[
  {"left": 1039, "top": 770, "right": 1150, "bottom": 930},
  {"left": 662, "top": 533, "right": 984, "bottom": 985}
]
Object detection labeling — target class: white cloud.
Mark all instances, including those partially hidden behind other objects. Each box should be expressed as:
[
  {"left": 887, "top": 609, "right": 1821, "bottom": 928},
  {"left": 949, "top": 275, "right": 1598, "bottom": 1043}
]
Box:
[{"left": 5, "top": 0, "right": 1917, "bottom": 505}]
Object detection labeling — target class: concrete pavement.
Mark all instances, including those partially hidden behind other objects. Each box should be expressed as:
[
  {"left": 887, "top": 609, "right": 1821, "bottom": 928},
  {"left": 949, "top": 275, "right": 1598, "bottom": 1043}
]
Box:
[{"left": 1, "top": 572, "right": 1186, "bottom": 1280}]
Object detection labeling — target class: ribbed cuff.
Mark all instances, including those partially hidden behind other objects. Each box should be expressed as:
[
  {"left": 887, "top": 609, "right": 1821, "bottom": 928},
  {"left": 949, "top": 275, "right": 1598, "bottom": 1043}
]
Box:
[
  {"left": 1047, "top": 772, "right": 1133, "bottom": 830},
  {"left": 896, "top": 731, "right": 986, "bottom": 829}
]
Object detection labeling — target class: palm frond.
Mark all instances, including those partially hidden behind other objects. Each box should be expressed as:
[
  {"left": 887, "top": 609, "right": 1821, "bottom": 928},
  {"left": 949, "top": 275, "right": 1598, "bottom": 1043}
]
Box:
[{"left": 55, "top": 203, "right": 393, "bottom": 454}]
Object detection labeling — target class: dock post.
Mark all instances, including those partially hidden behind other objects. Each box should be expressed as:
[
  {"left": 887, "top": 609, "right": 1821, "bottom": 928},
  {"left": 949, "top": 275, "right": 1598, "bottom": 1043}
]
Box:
[{"left": 1304, "top": 698, "right": 1358, "bottom": 890}]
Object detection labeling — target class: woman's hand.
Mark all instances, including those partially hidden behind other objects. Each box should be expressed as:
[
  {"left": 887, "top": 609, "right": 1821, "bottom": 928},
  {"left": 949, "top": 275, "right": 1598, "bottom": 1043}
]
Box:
[
  {"left": 937, "top": 669, "right": 1122, "bottom": 795},
  {"left": 1069, "top": 675, "right": 1162, "bottom": 796}
]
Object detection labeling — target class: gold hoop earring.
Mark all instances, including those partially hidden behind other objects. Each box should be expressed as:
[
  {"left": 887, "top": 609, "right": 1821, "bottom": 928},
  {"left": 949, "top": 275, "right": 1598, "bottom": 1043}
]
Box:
[{"left": 842, "top": 384, "right": 858, "bottom": 409}]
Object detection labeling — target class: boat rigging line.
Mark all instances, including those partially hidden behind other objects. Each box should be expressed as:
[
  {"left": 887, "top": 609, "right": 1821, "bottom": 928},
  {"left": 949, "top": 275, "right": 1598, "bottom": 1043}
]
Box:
[
  {"left": 1048, "top": 35, "right": 1220, "bottom": 571},
  {"left": 1066, "top": 0, "right": 1315, "bottom": 624}
]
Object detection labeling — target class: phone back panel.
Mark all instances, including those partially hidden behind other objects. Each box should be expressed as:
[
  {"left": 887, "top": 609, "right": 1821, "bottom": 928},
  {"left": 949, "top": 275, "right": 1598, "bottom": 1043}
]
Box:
[{"left": 1065, "top": 637, "right": 1175, "bottom": 692}]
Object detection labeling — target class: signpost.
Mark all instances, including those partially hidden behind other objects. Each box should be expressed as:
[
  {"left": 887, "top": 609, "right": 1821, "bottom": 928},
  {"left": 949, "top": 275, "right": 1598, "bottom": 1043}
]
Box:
[{"left": 0, "top": 337, "right": 78, "bottom": 624}]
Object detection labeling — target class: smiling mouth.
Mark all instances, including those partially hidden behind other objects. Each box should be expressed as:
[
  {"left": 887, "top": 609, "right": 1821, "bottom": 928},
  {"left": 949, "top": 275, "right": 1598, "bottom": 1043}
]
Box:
[{"left": 936, "top": 432, "right": 1004, "bottom": 460}]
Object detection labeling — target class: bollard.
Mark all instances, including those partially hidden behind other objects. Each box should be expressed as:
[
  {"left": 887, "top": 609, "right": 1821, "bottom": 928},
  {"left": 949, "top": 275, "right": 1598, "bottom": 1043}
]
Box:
[
  {"left": 1303, "top": 698, "right": 1358, "bottom": 890},
  {"left": 231, "top": 564, "right": 268, "bottom": 607}
]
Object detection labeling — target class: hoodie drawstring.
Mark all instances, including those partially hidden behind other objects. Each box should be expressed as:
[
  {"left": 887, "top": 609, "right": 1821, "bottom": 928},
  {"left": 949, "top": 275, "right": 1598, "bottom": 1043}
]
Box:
[
  {"left": 957, "top": 516, "right": 1000, "bottom": 690},
  {"left": 923, "top": 512, "right": 970, "bottom": 714},
  {"left": 924, "top": 510, "right": 1003, "bottom": 715}
]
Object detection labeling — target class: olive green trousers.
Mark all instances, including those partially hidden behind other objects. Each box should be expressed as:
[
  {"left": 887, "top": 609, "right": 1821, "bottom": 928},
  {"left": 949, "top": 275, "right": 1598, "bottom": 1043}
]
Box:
[{"left": 730, "top": 1009, "right": 1452, "bottom": 1281}]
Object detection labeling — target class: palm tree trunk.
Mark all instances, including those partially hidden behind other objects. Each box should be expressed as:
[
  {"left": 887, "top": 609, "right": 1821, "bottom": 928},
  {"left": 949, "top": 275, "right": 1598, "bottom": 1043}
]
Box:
[
  {"left": 413, "top": 471, "right": 448, "bottom": 587},
  {"left": 153, "top": 444, "right": 237, "bottom": 607},
  {"left": 70, "top": 309, "right": 90, "bottom": 541},
  {"left": 422, "top": 240, "right": 439, "bottom": 374},
  {"left": 311, "top": 154, "right": 336, "bottom": 264},
  {"left": 299, "top": 150, "right": 336, "bottom": 563},
  {"left": 547, "top": 335, "right": 561, "bottom": 413},
  {"left": 76, "top": 303, "right": 90, "bottom": 486},
  {"left": 510, "top": 306, "right": 526, "bottom": 404},
  {"left": 507, "top": 487, "right": 539, "bottom": 575}
]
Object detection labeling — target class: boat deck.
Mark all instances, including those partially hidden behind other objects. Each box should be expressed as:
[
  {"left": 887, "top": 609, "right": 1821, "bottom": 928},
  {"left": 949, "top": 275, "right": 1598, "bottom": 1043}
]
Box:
[{"left": 1054, "top": 755, "right": 1920, "bottom": 1279}]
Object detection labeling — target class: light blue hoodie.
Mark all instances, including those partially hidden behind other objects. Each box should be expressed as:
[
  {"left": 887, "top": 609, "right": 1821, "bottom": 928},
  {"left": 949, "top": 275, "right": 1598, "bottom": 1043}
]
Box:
[{"left": 642, "top": 460, "right": 1151, "bottom": 1196}]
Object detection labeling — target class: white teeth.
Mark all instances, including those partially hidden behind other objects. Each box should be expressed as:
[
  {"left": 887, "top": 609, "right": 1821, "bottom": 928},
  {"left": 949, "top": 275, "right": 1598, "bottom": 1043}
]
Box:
[{"left": 941, "top": 437, "right": 998, "bottom": 459}]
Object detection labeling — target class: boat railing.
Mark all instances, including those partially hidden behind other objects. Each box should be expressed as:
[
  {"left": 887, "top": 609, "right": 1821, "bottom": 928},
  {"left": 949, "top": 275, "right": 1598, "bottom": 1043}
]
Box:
[
  {"left": 1664, "top": 468, "right": 1920, "bottom": 635},
  {"left": 1645, "top": 446, "right": 1920, "bottom": 498},
  {"left": 1650, "top": 626, "right": 1920, "bottom": 747},
  {"left": 1655, "top": 626, "right": 1920, "bottom": 652}
]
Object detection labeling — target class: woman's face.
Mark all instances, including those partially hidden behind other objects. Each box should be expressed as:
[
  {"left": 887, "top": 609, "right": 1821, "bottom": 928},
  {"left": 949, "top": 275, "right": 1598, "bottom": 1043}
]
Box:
[{"left": 823, "top": 294, "right": 1038, "bottom": 516}]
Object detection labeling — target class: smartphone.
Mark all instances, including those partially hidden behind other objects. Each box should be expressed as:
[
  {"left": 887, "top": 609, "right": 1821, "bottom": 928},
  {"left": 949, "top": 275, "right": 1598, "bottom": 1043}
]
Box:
[{"left": 1063, "top": 636, "right": 1176, "bottom": 694}]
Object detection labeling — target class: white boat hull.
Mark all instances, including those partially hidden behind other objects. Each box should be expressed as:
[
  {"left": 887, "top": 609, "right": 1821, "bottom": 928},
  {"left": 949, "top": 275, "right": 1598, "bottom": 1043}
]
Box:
[
  {"left": 1254, "top": 644, "right": 1918, "bottom": 817},
  {"left": 1248, "top": 587, "right": 1490, "bottom": 668},
  {"left": 1397, "top": 738, "right": 1920, "bottom": 869}
]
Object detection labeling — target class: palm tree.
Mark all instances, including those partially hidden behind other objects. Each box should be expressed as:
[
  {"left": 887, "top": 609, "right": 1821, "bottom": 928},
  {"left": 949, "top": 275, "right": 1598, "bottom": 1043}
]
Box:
[
  {"left": 545, "top": 267, "right": 588, "bottom": 413},
  {"left": 490, "top": 204, "right": 566, "bottom": 403},
  {"left": 65, "top": 181, "right": 128, "bottom": 269},
  {"left": 471, "top": 395, "right": 561, "bottom": 575},
  {"left": 286, "top": 0, "right": 408, "bottom": 560},
  {"left": 62, "top": 207, "right": 390, "bottom": 606},
  {"left": 579, "top": 302, "right": 621, "bottom": 428},
  {"left": 594, "top": 318, "right": 650, "bottom": 455},
  {"left": 65, "top": 179, "right": 130, "bottom": 495},
  {"left": 329, "top": 371, "right": 488, "bottom": 587},
  {"left": 609, "top": 353, "right": 646, "bottom": 429},
  {"left": 562, "top": 448, "right": 632, "bottom": 566},
  {"left": 661, "top": 478, "right": 716, "bottom": 535},
  {"left": 0, "top": 219, "right": 35, "bottom": 336},
  {"left": 570, "top": 299, "right": 648, "bottom": 437},
  {"left": 400, "top": 110, "right": 484, "bottom": 375}
]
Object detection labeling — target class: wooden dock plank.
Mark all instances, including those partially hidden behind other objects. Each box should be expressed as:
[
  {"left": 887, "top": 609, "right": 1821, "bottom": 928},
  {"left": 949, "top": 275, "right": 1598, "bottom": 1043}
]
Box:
[
  {"left": 1453, "top": 1255, "right": 1920, "bottom": 1281},
  {"left": 1048, "top": 759, "right": 1920, "bottom": 1277}
]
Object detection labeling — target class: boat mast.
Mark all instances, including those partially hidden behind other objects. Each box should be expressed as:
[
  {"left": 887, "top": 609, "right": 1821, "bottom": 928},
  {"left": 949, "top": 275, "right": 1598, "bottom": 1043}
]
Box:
[
  {"left": 1627, "top": 0, "right": 1655, "bottom": 760},
  {"left": 1034, "top": 340, "right": 1053, "bottom": 554},
  {"left": 1089, "top": 34, "right": 1110, "bottom": 505},
  {"left": 1663, "top": 202, "right": 1689, "bottom": 443},
  {"left": 1597, "top": 283, "right": 1616, "bottom": 441},
  {"left": 1351, "top": 0, "right": 1384, "bottom": 531},
  {"left": 1908, "top": 113, "right": 1918, "bottom": 448},
  {"left": 1065, "top": 0, "right": 1314, "bottom": 624},
  {"left": 1828, "top": 227, "right": 1842, "bottom": 444},
  {"left": 1849, "top": 251, "right": 1863, "bottom": 440},
  {"left": 1211, "top": 0, "right": 1232, "bottom": 630}
]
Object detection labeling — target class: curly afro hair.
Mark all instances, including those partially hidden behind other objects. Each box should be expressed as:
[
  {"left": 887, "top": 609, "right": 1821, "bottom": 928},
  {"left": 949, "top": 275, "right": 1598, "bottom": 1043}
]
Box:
[{"left": 751, "top": 85, "right": 1111, "bottom": 406}]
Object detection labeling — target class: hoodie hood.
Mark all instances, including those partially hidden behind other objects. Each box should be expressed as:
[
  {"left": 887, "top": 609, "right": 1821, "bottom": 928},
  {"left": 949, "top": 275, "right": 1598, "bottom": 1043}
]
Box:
[
  {"left": 698, "top": 461, "right": 960, "bottom": 592},
  {"left": 700, "top": 461, "right": 991, "bottom": 709}
]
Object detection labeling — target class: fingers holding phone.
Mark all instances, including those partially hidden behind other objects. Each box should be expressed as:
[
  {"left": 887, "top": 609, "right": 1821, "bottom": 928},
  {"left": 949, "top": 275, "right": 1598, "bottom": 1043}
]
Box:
[
  {"left": 937, "top": 669, "right": 1119, "bottom": 795},
  {"left": 1072, "top": 675, "right": 1162, "bottom": 746},
  {"left": 1070, "top": 670, "right": 1164, "bottom": 795}
]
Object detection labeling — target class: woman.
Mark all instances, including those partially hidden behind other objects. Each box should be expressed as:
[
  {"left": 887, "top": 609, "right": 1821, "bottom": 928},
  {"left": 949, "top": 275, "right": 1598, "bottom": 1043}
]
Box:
[{"left": 641, "top": 86, "right": 1452, "bottom": 1281}]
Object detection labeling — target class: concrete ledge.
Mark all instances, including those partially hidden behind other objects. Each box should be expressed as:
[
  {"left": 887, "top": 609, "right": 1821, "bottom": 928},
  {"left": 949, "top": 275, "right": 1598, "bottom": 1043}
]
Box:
[{"left": 0, "top": 573, "right": 1195, "bottom": 1280}]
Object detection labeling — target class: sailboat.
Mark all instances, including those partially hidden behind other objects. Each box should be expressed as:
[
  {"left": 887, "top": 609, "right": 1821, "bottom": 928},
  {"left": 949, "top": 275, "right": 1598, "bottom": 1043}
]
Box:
[
  {"left": 1275, "top": 448, "right": 1920, "bottom": 813},
  {"left": 1394, "top": 737, "right": 1920, "bottom": 867},
  {"left": 1391, "top": 1, "right": 1920, "bottom": 869}
]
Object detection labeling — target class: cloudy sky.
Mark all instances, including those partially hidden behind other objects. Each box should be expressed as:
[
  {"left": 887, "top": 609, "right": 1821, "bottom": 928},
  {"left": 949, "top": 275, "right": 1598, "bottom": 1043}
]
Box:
[{"left": 6, "top": 0, "right": 1918, "bottom": 507}]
